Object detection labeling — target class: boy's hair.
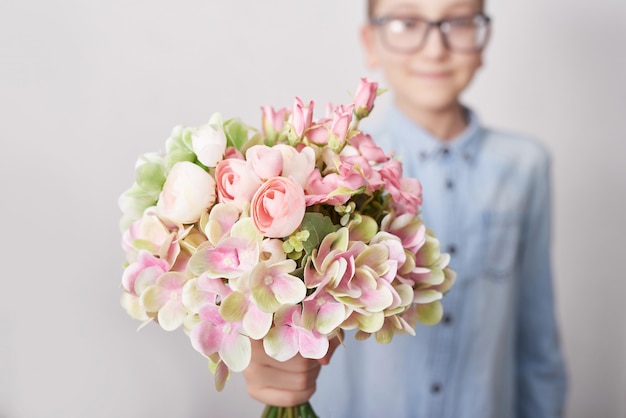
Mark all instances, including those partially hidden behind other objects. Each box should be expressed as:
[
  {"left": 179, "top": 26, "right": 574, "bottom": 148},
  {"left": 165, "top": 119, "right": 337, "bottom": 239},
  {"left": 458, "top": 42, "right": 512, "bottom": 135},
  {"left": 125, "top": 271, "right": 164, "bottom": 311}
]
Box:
[
  {"left": 367, "top": 0, "right": 485, "bottom": 18},
  {"left": 367, "top": 0, "right": 376, "bottom": 18}
]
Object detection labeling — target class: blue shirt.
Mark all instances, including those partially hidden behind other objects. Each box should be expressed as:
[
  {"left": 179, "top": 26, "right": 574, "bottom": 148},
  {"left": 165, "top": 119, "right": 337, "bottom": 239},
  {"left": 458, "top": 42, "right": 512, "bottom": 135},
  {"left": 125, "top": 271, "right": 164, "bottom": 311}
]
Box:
[{"left": 311, "top": 106, "right": 567, "bottom": 418}]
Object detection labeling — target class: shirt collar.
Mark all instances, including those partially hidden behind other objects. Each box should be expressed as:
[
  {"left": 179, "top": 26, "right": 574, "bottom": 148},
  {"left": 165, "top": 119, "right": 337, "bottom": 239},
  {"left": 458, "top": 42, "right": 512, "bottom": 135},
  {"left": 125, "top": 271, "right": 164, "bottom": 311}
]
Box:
[{"left": 385, "top": 105, "right": 484, "bottom": 164}]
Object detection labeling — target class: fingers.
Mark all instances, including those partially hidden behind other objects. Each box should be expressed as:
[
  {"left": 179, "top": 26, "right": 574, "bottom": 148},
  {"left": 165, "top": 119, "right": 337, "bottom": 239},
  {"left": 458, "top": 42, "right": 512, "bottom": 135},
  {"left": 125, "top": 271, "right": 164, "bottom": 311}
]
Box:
[{"left": 243, "top": 339, "right": 323, "bottom": 407}]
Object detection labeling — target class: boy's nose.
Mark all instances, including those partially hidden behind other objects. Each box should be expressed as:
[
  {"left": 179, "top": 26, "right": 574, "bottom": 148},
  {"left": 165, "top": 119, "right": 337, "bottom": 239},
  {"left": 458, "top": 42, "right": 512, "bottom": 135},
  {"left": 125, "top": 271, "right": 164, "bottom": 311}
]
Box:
[{"left": 420, "top": 27, "right": 448, "bottom": 58}]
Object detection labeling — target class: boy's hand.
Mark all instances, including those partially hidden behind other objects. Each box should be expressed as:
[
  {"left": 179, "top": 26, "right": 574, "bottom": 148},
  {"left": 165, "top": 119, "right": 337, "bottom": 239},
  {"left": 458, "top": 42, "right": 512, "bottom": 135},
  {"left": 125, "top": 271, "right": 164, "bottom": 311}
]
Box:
[{"left": 243, "top": 334, "right": 342, "bottom": 407}]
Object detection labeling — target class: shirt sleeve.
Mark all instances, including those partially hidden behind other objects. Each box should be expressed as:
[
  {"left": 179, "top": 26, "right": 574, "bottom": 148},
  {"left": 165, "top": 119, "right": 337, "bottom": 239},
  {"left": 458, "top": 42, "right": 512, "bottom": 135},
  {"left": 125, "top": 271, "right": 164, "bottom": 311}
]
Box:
[{"left": 515, "top": 149, "right": 568, "bottom": 418}]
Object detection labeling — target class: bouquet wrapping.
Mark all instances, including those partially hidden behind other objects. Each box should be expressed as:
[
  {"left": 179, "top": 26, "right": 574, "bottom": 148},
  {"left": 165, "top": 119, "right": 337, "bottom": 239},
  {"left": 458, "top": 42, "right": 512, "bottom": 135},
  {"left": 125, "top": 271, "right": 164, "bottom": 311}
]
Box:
[{"left": 119, "top": 78, "right": 455, "bottom": 417}]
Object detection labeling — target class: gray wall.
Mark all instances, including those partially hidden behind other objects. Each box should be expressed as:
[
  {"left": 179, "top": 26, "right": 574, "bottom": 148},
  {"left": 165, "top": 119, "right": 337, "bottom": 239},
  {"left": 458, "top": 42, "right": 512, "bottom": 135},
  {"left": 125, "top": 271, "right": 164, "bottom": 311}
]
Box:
[{"left": 1, "top": 1, "right": 624, "bottom": 417}]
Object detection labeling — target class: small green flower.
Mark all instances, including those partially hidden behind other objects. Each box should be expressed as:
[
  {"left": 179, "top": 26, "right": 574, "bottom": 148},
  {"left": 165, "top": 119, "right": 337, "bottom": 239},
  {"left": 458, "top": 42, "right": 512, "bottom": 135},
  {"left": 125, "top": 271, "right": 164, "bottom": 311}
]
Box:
[{"left": 282, "top": 230, "right": 310, "bottom": 259}]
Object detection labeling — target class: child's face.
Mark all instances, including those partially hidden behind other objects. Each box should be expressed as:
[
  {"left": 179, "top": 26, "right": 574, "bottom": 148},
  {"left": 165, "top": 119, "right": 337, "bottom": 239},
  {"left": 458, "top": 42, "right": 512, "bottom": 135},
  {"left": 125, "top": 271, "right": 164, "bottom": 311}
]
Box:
[{"left": 362, "top": 0, "right": 487, "bottom": 115}]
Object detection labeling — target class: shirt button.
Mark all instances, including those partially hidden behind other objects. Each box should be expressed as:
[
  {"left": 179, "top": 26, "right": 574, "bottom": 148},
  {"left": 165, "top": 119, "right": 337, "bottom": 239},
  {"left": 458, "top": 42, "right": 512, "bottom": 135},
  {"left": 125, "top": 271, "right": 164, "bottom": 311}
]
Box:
[
  {"left": 431, "top": 383, "right": 442, "bottom": 394},
  {"left": 447, "top": 244, "right": 456, "bottom": 255},
  {"left": 445, "top": 179, "right": 454, "bottom": 189},
  {"left": 441, "top": 148, "right": 450, "bottom": 156},
  {"left": 443, "top": 313, "right": 453, "bottom": 325}
]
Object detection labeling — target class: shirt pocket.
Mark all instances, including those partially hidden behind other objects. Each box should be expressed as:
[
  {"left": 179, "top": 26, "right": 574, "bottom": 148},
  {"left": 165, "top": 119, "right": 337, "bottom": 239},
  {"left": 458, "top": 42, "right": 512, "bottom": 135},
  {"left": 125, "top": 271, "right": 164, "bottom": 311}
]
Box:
[{"left": 481, "top": 210, "right": 522, "bottom": 281}]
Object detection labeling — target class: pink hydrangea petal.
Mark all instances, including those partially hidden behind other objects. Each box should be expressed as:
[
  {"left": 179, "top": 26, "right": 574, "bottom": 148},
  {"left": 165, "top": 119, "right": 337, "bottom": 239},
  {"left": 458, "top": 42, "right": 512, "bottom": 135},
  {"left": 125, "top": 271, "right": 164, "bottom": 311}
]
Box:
[
  {"left": 359, "top": 285, "right": 394, "bottom": 312},
  {"left": 271, "top": 275, "right": 306, "bottom": 305},
  {"left": 414, "top": 300, "right": 444, "bottom": 325},
  {"left": 298, "top": 330, "right": 329, "bottom": 359},
  {"left": 212, "top": 359, "right": 230, "bottom": 392},
  {"left": 263, "top": 325, "right": 299, "bottom": 362},
  {"left": 191, "top": 321, "right": 222, "bottom": 357},
  {"left": 139, "top": 285, "right": 168, "bottom": 312},
  {"left": 413, "top": 289, "right": 443, "bottom": 304},
  {"left": 251, "top": 282, "right": 281, "bottom": 313},
  {"left": 315, "top": 302, "right": 348, "bottom": 335},
  {"left": 120, "top": 291, "right": 149, "bottom": 321},
  {"left": 242, "top": 303, "right": 273, "bottom": 340},
  {"left": 157, "top": 300, "right": 186, "bottom": 331},
  {"left": 218, "top": 332, "right": 251, "bottom": 372},
  {"left": 355, "top": 311, "right": 385, "bottom": 333}
]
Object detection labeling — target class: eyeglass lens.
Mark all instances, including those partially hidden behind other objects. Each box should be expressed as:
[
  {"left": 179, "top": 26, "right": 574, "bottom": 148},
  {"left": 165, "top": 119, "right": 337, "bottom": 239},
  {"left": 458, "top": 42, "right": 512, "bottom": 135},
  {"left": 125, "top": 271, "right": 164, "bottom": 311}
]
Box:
[{"left": 379, "top": 14, "right": 490, "bottom": 53}]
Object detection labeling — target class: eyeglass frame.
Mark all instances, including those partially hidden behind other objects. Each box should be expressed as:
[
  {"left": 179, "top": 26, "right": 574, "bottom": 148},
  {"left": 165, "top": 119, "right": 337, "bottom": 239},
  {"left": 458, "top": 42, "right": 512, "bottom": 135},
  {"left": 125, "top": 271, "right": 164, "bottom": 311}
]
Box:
[{"left": 369, "top": 13, "right": 492, "bottom": 54}]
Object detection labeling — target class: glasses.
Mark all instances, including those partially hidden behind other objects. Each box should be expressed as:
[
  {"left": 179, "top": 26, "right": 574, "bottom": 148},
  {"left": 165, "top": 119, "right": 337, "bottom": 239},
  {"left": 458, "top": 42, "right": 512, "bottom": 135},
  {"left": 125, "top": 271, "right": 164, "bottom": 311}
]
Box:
[{"left": 369, "top": 13, "right": 491, "bottom": 53}]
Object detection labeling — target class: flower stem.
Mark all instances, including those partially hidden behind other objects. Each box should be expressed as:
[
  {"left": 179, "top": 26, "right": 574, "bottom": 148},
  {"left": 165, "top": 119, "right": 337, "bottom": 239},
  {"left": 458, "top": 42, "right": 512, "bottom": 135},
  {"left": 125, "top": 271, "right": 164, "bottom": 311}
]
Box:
[{"left": 260, "top": 402, "right": 319, "bottom": 418}]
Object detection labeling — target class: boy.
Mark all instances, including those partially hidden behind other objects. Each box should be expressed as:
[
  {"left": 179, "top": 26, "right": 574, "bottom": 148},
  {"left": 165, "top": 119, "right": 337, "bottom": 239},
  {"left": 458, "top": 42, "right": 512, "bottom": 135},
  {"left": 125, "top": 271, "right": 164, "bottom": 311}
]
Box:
[{"left": 244, "top": 0, "right": 567, "bottom": 416}]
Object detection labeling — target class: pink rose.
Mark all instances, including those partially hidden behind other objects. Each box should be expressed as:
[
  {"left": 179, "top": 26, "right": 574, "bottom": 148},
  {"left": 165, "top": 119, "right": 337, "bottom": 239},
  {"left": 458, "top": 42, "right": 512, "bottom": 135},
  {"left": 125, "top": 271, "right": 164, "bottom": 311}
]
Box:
[
  {"left": 251, "top": 177, "right": 306, "bottom": 238},
  {"left": 354, "top": 77, "right": 378, "bottom": 119},
  {"left": 273, "top": 144, "right": 316, "bottom": 188},
  {"left": 157, "top": 162, "right": 216, "bottom": 224},
  {"left": 224, "top": 146, "right": 244, "bottom": 160},
  {"left": 215, "top": 158, "right": 262, "bottom": 209},
  {"left": 246, "top": 145, "right": 283, "bottom": 180}
]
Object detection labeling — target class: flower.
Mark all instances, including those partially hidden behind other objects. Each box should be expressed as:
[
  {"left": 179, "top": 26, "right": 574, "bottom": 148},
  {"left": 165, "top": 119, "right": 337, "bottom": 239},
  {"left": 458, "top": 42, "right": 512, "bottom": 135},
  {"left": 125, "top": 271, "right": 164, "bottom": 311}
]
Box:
[
  {"left": 354, "top": 77, "right": 379, "bottom": 119},
  {"left": 118, "top": 79, "right": 456, "bottom": 411},
  {"left": 157, "top": 161, "right": 216, "bottom": 224},
  {"left": 191, "top": 119, "right": 227, "bottom": 168},
  {"left": 215, "top": 158, "right": 262, "bottom": 210},
  {"left": 250, "top": 176, "right": 306, "bottom": 238}
]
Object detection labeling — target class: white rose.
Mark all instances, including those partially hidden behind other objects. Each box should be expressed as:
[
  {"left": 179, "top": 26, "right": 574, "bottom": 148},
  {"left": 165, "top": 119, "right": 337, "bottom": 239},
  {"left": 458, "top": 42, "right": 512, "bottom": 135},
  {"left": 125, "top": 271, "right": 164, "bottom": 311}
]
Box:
[
  {"left": 157, "top": 162, "right": 216, "bottom": 224},
  {"left": 191, "top": 121, "right": 227, "bottom": 168}
]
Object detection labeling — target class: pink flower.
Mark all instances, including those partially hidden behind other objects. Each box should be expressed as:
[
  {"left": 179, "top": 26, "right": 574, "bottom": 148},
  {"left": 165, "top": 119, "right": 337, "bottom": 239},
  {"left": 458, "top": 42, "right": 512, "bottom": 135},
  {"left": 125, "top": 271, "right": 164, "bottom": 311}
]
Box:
[
  {"left": 122, "top": 250, "right": 169, "bottom": 296},
  {"left": 140, "top": 272, "right": 189, "bottom": 331},
  {"left": 305, "top": 122, "right": 330, "bottom": 145},
  {"left": 292, "top": 97, "right": 314, "bottom": 138},
  {"left": 302, "top": 290, "right": 350, "bottom": 335},
  {"left": 248, "top": 259, "right": 306, "bottom": 313},
  {"left": 224, "top": 146, "right": 244, "bottom": 160},
  {"left": 329, "top": 104, "right": 354, "bottom": 146},
  {"left": 263, "top": 305, "right": 329, "bottom": 361},
  {"left": 189, "top": 218, "right": 262, "bottom": 279},
  {"left": 273, "top": 144, "right": 316, "bottom": 188},
  {"left": 381, "top": 213, "right": 426, "bottom": 254},
  {"left": 246, "top": 145, "right": 283, "bottom": 180},
  {"left": 215, "top": 158, "right": 262, "bottom": 209},
  {"left": 304, "top": 170, "right": 351, "bottom": 206},
  {"left": 157, "top": 162, "right": 216, "bottom": 224},
  {"left": 380, "top": 160, "right": 423, "bottom": 214},
  {"left": 348, "top": 133, "right": 389, "bottom": 164},
  {"left": 261, "top": 106, "right": 289, "bottom": 138},
  {"left": 122, "top": 209, "right": 189, "bottom": 267},
  {"left": 336, "top": 155, "right": 385, "bottom": 193},
  {"left": 354, "top": 77, "right": 378, "bottom": 119},
  {"left": 191, "top": 304, "right": 251, "bottom": 372},
  {"left": 250, "top": 177, "right": 306, "bottom": 238}
]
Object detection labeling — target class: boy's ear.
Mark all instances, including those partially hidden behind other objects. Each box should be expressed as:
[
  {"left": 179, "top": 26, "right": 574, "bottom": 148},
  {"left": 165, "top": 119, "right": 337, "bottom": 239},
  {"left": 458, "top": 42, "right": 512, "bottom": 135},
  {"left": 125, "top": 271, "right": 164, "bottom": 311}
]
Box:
[{"left": 360, "top": 24, "right": 379, "bottom": 68}]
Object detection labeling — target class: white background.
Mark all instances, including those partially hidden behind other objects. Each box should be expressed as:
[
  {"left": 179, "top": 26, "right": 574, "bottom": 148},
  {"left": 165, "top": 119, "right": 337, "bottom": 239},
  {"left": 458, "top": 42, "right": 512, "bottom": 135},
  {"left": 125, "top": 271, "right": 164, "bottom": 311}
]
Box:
[{"left": 1, "top": 1, "right": 624, "bottom": 417}]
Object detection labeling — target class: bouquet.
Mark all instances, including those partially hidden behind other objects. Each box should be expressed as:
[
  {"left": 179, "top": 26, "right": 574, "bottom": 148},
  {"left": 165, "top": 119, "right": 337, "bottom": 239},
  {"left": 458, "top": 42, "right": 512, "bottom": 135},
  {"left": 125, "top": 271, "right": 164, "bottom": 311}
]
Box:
[{"left": 119, "top": 78, "right": 455, "bottom": 417}]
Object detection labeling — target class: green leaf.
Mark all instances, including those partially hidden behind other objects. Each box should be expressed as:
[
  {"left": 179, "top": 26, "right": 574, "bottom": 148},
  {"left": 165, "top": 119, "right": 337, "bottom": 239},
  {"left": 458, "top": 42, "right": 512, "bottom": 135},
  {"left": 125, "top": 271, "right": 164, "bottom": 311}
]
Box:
[
  {"left": 223, "top": 118, "right": 250, "bottom": 150},
  {"left": 135, "top": 161, "right": 166, "bottom": 191},
  {"left": 300, "top": 213, "right": 339, "bottom": 255}
]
